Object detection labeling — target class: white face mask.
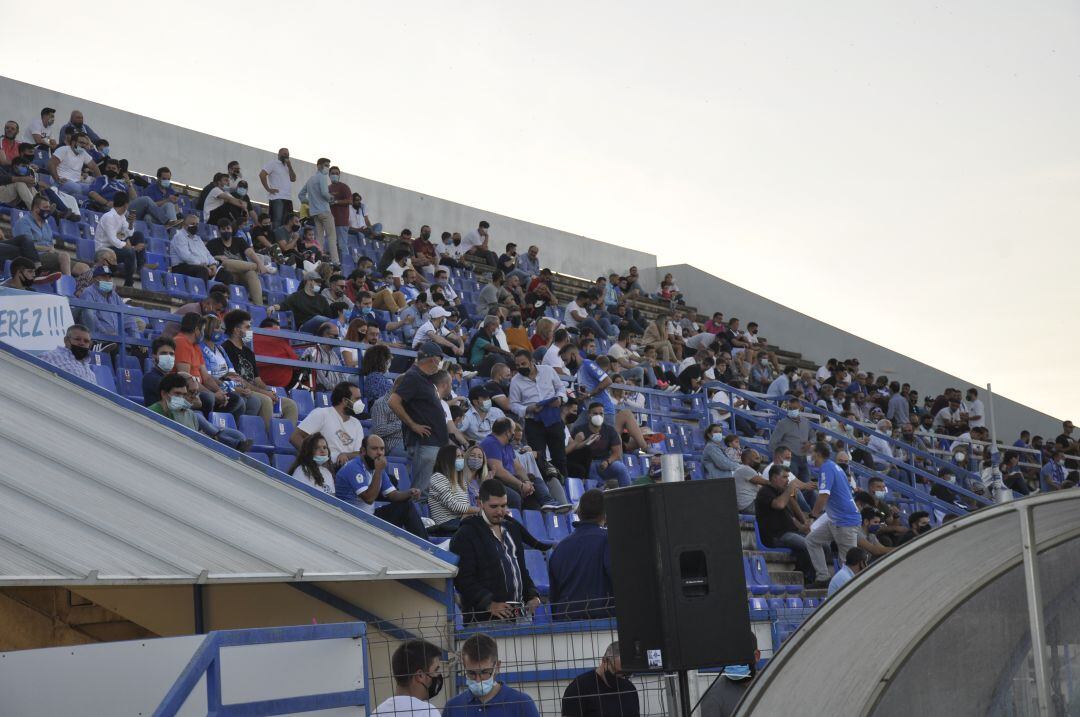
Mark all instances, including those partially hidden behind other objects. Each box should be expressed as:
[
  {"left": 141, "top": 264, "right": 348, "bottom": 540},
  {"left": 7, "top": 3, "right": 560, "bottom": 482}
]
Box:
[
  {"left": 787, "top": 409, "right": 800, "bottom": 419},
  {"left": 954, "top": 452, "right": 966, "bottom": 462},
  {"left": 157, "top": 354, "right": 175, "bottom": 371},
  {"left": 781, "top": 459, "right": 791, "bottom": 467},
  {"left": 168, "top": 395, "right": 190, "bottom": 411},
  {"left": 243, "top": 329, "right": 253, "bottom": 344},
  {"left": 709, "top": 433, "right": 724, "bottom": 443},
  {"left": 590, "top": 415, "right": 605, "bottom": 427},
  {"left": 873, "top": 489, "right": 887, "bottom": 499},
  {"left": 479, "top": 399, "right": 492, "bottom": 412}
]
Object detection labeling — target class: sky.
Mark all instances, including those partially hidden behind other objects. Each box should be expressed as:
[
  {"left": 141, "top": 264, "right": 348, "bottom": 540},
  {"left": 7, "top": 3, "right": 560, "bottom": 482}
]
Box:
[{"left": 6, "top": 0, "right": 1079, "bottom": 421}]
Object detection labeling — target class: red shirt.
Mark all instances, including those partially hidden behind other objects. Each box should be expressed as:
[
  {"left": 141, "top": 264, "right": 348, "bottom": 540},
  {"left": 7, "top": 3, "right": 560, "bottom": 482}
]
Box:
[
  {"left": 254, "top": 330, "right": 299, "bottom": 387},
  {"left": 530, "top": 332, "right": 550, "bottom": 350},
  {"left": 413, "top": 236, "right": 437, "bottom": 260},
  {"left": 329, "top": 181, "right": 352, "bottom": 227},
  {"left": 1, "top": 138, "right": 19, "bottom": 163}
]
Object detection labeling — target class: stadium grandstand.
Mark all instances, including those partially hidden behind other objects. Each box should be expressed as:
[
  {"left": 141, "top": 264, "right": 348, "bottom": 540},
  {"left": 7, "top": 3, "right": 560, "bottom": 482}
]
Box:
[{"left": 0, "top": 74, "right": 1076, "bottom": 716}]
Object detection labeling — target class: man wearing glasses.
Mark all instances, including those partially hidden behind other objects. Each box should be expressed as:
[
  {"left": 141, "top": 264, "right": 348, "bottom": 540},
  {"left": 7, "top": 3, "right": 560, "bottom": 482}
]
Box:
[{"left": 444, "top": 633, "right": 539, "bottom": 717}]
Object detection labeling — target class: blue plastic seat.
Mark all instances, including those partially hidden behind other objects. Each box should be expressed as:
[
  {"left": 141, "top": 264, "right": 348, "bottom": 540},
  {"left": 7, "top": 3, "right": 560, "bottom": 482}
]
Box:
[
  {"left": 115, "top": 367, "right": 144, "bottom": 403},
  {"left": 273, "top": 454, "right": 294, "bottom": 473},
  {"left": 54, "top": 275, "right": 76, "bottom": 297},
  {"left": 508, "top": 508, "right": 523, "bottom": 524},
  {"left": 314, "top": 391, "right": 332, "bottom": 409},
  {"left": 522, "top": 510, "right": 548, "bottom": 542},
  {"left": 164, "top": 272, "right": 188, "bottom": 298},
  {"left": 385, "top": 459, "right": 411, "bottom": 490},
  {"left": 237, "top": 412, "right": 274, "bottom": 451},
  {"left": 566, "top": 477, "right": 585, "bottom": 503},
  {"left": 544, "top": 511, "right": 572, "bottom": 542},
  {"left": 290, "top": 388, "right": 315, "bottom": 419},
  {"left": 745, "top": 555, "right": 770, "bottom": 597},
  {"left": 76, "top": 237, "right": 95, "bottom": 262},
  {"left": 270, "top": 418, "right": 296, "bottom": 454},
  {"left": 785, "top": 597, "right": 805, "bottom": 610},
  {"left": 748, "top": 597, "right": 770, "bottom": 620},
  {"left": 524, "top": 550, "right": 549, "bottom": 596},
  {"left": 209, "top": 412, "right": 237, "bottom": 433},
  {"left": 246, "top": 451, "right": 271, "bottom": 466},
  {"left": 186, "top": 276, "right": 207, "bottom": 299},
  {"left": 228, "top": 284, "right": 249, "bottom": 303},
  {"left": 140, "top": 268, "right": 166, "bottom": 293},
  {"left": 90, "top": 364, "right": 117, "bottom": 392}
]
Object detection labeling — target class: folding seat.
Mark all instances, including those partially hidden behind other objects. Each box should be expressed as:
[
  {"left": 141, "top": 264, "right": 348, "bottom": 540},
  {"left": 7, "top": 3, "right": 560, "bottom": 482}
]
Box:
[
  {"left": 209, "top": 412, "right": 237, "bottom": 433},
  {"left": 164, "top": 272, "right": 188, "bottom": 298},
  {"left": 522, "top": 510, "right": 548, "bottom": 542},
  {"left": 90, "top": 364, "right": 117, "bottom": 392},
  {"left": 269, "top": 418, "right": 296, "bottom": 454},
  {"left": 290, "top": 388, "right": 314, "bottom": 419},
  {"left": 525, "top": 550, "right": 549, "bottom": 596},
  {"left": 246, "top": 452, "right": 271, "bottom": 466},
  {"left": 140, "top": 268, "right": 166, "bottom": 293},
  {"left": 544, "top": 511, "right": 572, "bottom": 542},
  {"left": 566, "top": 477, "right": 585, "bottom": 503},
  {"left": 115, "top": 367, "right": 144, "bottom": 403},
  {"left": 273, "top": 454, "right": 294, "bottom": 473},
  {"left": 385, "top": 459, "right": 411, "bottom": 490},
  {"left": 186, "top": 276, "right": 208, "bottom": 299}
]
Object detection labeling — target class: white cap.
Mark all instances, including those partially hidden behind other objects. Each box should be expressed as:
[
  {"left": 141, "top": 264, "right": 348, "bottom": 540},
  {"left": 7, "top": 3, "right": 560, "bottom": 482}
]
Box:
[{"left": 429, "top": 306, "right": 452, "bottom": 319}]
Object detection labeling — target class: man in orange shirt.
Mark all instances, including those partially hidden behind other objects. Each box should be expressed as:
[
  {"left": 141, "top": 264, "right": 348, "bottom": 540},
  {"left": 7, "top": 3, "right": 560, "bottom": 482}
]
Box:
[{"left": 172, "top": 312, "right": 232, "bottom": 417}]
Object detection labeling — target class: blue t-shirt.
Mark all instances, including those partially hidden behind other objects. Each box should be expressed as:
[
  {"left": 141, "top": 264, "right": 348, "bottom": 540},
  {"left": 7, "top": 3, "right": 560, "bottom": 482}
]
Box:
[
  {"left": 443, "top": 683, "right": 540, "bottom": 717},
  {"left": 817, "top": 459, "right": 861, "bottom": 527},
  {"left": 11, "top": 214, "right": 53, "bottom": 248},
  {"left": 334, "top": 457, "right": 396, "bottom": 502},
  {"left": 576, "top": 359, "right": 614, "bottom": 415},
  {"left": 144, "top": 180, "right": 177, "bottom": 203},
  {"left": 88, "top": 176, "right": 130, "bottom": 202},
  {"left": 480, "top": 434, "right": 516, "bottom": 471}
]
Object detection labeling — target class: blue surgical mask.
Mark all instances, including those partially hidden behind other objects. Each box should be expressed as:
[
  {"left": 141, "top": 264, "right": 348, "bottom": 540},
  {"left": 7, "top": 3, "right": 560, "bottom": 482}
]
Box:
[
  {"left": 721, "top": 665, "right": 751, "bottom": 680},
  {"left": 14, "top": 165, "right": 28, "bottom": 176},
  {"left": 466, "top": 676, "right": 497, "bottom": 697},
  {"left": 455, "top": 458, "right": 466, "bottom": 472},
  {"left": 236, "top": 187, "right": 247, "bottom": 197},
  {"left": 313, "top": 455, "right": 330, "bottom": 465},
  {"left": 97, "top": 280, "right": 114, "bottom": 293},
  {"left": 869, "top": 523, "right": 882, "bottom": 534},
  {"left": 361, "top": 307, "right": 374, "bottom": 315},
  {"left": 709, "top": 433, "right": 724, "bottom": 444},
  {"left": 318, "top": 166, "right": 329, "bottom": 175},
  {"left": 210, "top": 332, "right": 224, "bottom": 344},
  {"left": 160, "top": 179, "right": 171, "bottom": 188},
  {"left": 329, "top": 174, "right": 340, "bottom": 182},
  {"left": 101, "top": 146, "right": 110, "bottom": 156}
]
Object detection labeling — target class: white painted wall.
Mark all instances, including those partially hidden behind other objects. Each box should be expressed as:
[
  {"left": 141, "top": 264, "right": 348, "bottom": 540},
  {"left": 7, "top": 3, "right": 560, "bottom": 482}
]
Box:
[
  {"left": 656, "top": 263, "right": 1061, "bottom": 438},
  {"left": 0, "top": 75, "right": 654, "bottom": 283}
]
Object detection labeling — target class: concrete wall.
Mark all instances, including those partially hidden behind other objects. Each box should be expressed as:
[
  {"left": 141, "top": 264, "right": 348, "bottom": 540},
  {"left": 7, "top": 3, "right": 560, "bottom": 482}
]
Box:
[
  {"left": 657, "top": 263, "right": 1061, "bottom": 438},
  {"left": 0, "top": 75, "right": 654, "bottom": 282}
]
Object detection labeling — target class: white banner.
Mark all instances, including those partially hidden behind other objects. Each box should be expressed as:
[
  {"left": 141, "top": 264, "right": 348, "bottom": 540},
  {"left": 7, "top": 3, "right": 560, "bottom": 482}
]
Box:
[{"left": 0, "top": 287, "right": 75, "bottom": 354}]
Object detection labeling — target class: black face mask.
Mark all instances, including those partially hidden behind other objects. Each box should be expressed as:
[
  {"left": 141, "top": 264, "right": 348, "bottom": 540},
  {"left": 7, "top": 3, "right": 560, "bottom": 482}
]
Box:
[
  {"left": 565, "top": 412, "right": 579, "bottom": 425},
  {"left": 186, "top": 225, "right": 198, "bottom": 235},
  {"left": 565, "top": 358, "right": 580, "bottom": 371},
  {"left": 426, "top": 673, "right": 444, "bottom": 699},
  {"left": 69, "top": 345, "right": 90, "bottom": 360},
  {"left": 517, "top": 366, "right": 531, "bottom": 377},
  {"left": 105, "top": 169, "right": 117, "bottom": 179}
]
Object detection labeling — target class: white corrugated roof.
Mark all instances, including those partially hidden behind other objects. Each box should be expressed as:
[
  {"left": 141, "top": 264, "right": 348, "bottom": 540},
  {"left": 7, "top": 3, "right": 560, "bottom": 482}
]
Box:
[{"left": 0, "top": 346, "right": 456, "bottom": 585}]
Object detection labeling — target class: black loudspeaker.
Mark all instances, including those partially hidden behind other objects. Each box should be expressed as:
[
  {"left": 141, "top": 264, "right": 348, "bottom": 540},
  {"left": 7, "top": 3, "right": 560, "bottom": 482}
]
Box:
[{"left": 606, "top": 479, "right": 754, "bottom": 672}]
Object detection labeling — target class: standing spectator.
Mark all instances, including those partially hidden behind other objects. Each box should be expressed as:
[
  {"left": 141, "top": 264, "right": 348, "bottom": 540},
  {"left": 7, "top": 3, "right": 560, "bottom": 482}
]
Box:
[
  {"left": 328, "top": 166, "right": 352, "bottom": 256},
  {"left": 766, "top": 364, "right": 796, "bottom": 399},
  {"left": 291, "top": 381, "right": 365, "bottom": 467},
  {"left": 259, "top": 148, "right": 296, "bottom": 228},
  {"left": 767, "top": 398, "right": 813, "bottom": 481},
  {"left": 755, "top": 464, "right": 815, "bottom": 583},
  {"left": 510, "top": 348, "right": 569, "bottom": 477},
  {"left": 38, "top": 324, "right": 97, "bottom": 385},
  {"left": 548, "top": 489, "right": 613, "bottom": 620},
  {"left": 962, "top": 388, "right": 985, "bottom": 429},
  {"left": 450, "top": 479, "right": 545, "bottom": 623},
  {"left": 388, "top": 342, "right": 448, "bottom": 495},
  {"left": 287, "top": 432, "right": 336, "bottom": 495},
  {"left": 444, "top": 634, "right": 540, "bottom": 717},
  {"left": 886, "top": 381, "right": 909, "bottom": 427},
  {"left": 58, "top": 110, "right": 100, "bottom": 145},
  {"left": 298, "top": 157, "right": 338, "bottom": 264},
  {"left": 806, "top": 443, "right": 863, "bottom": 586},
  {"left": 49, "top": 132, "right": 100, "bottom": 197},
  {"left": 370, "top": 640, "right": 443, "bottom": 717},
  {"left": 561, "top": 642, "right": 640, "bottom": 717},
  {"left": 168, "top": 213, "right": 219, "bottom": 284},
  {"left": 827, "top": 547, "right": 868, "bottom": 597},
  {"left": 461, "top": 220, "right": 499, "bottom": 266},
  {"left": 27, "top": 107, "right": 58, "bottom": 150}
]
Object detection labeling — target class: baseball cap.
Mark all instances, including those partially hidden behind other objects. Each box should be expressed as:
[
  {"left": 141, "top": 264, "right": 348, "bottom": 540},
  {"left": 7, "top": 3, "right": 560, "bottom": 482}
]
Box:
[
  {"left": 416, "top": 341, "right": 443, "bottom": 359},
  {"left": 429, "top": 306, "right": 452, "bottom": 320},
  {"left": 92, "top": 265, "right": 112, "bottom": 277}
]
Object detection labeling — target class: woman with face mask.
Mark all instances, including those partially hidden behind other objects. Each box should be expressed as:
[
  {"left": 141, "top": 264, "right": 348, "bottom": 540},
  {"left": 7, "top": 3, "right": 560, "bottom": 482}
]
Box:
[
  {"left": 287, "top": 432, "right": 335, "bottom": 495},
  {"left": 199, "top": 315, "right": 262, "bottom": 420},
  {"left": 702, "top": 423, "right": 741, "bottom": 479},
  {"left": 427, "top": 444, "right": 481, "bottom": 535}
]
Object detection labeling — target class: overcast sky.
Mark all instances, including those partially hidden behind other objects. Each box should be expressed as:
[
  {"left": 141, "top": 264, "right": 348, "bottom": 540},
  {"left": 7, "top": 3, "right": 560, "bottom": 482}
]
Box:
[{"left": 7, "top": 0, "right": 1078, "bottom": 423}]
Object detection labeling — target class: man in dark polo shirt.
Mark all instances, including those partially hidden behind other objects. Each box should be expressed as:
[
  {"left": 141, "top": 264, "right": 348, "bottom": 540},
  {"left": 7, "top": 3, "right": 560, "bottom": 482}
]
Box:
[
  {"left": 561, "top": 642, "right": 639, "bottom": 717},
  {"left": 753, "top": 464, "right": 815, "bottom": 584},
  {"left": 388, "top": 342, "right": 447, "bottom": 496}
]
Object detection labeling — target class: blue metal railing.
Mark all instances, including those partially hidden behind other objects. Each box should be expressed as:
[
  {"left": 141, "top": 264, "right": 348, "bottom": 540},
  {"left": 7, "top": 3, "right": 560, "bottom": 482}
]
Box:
[{"left": 153, "top": 622, "right": 368, "bottom": 717}]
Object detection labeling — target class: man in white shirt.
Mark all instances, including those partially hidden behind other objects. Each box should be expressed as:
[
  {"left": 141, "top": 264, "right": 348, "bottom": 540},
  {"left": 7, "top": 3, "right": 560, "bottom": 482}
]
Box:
[
  {"left": 460, "top": 220, "right": 498, "bottom": 266},
  {"left": 203, "top": 172, "right": 247, "bottom": 224},
  {"left": 962, "top": 388, "right": 985, "bottom": 429},
  {"left": 48, "top": 131, "right": 99, "bottom": 197},
  {"left": 258, "top": 147, "right": 296, "bottom": 228},
  {"left": 412, "top": 305, "right": 464, "bottom": 357},
  {"left": 347, "top": 192, "right": 382, "bottom": 238},
  {"left": 816, "top": 358, "right": 837, "bottom": 383},
  {"left": 290, "top": 382, "right": 365, "bottom": 467},
  {"left": 95, "top": 193, "right": 144, "bottom": 287},
  {"left": 438, "top": 231, "right": 465, "bottom": 267},
  {"left": 27, "top": 107, "right": 58, "bottom": 150},
  {"left": 542, "top": 328, "right": 571, "bottom": 374},
  {"left": 370, "top": 640, "right": 444, "bottom": 717}
]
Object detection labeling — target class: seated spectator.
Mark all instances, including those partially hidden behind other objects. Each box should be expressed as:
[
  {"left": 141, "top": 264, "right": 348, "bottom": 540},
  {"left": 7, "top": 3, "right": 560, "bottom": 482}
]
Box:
[
  {"left": 287, "top": 432, "right": 336, "bottom": 495},
  {"left": 766, "top": 364, "right": 796, "bottom": 399},
  {"left": 142, "top": 336, "right": 176, "bottom": 406},
  {"left": 412, "top": 305, "right": 464, "bottom": 357},
  {"left": 548, "top": 489, "right": 613, "bottom": 620},
  {"left": 827, "top": 547, "right": 868, "bottom": 597},
  {"left": 999, "top": 451, "right": 1031, "bottom": 496},
  {"left": 462, "top": 386, "right": 506, "bottom": 442},
  {"left": 77, "top": 266, "right": 139, "bottom": 339},
  {"left": 410, "top": 225, "right": 439, "bottom": 276},
  {"left": 58, "top": 110, "right": 100, "bottom": 145},
  {"left": 38, "top": 324, "right": 97, "bottom": 385},
  {"left": 755, "top": 464, "right": 815, "bottom": 583},
  {"left": 303, "top": 321, "right": 355, "bottom": 391},
  {"left": 173, "top": 312, "right": 237, "bottom": 418},
  {"left": 567, "top": 402, "right": 632, "bottom": 488},
  {"left": 565, "top": 291, "right": 614, "bottom": 339},
  {"left": 12, "top": 193, "right": 73, "bottom": 276},
  {"left": 897, "top": 511, "right": 932, "bottom": 545},
  {"left": 85, "top": 157, "right": 136, "bottom": 212},
  {"left": 220, "top": 309, "right": 298, "bottom": 427},
  {"left": 481, "top": 417, "right": 568, "bottom": 511},
  {"left": 271, "top": 271, "right": 335, "bottom": 334},
  {"left": 449, "top": 478, "right": 546, "bottom": 622},
  {"left": 136, "top": 166, "right": 182, "bottom": 226},
  {"left": 702, "top": 424, "right": 741, "bottom": 479},
  {"left": 149, "top": 373, "right": 251, "bottom": 451},
  {"left": 203, "top": 172, "right": 248, "bottom": 226},
  {"left": 199, "top": 314, "right": 262, "bottom": 417},
  {"left": 292, "top": 381, "right": 365, "bottom": 467},
  {"left": 348, "top": 193, "right": 383, "bottom": 239},
  {"left": 460, "top": 220, "right": 499, "bottom": 267},
  {"left": 207, "top": 218, "right": 268, "bottom": 305},
  {"left": 1040, "top": 449, "right": 1075, "bottom": 491},
  {"left": 252, "top": 316, "right": 299, "bottom": 388},
  {"left": 641, "top": 316, "right": 676, "bottom": 362},
  {"left": 857, "top": 506, "right": 892, "bottom": 559},
  {"left": 428, "top": 444, "right": 481, "bottom": 535},
  {"left": 732, "top": 449, "right": 768, "bottom": 513},
  {"left": 169, "top": 214, "right": 220, "bottom": 284},
  {"left": 272, "top": 213, "right": 305, "bottom": 266},
  {"left": 322, "top": 273, "right": 355, "bottom": 312},
  {"left": 0, "top": 154, "right": 38, "bottom": 210},
  {"left": 338, "top": 434, "right": 428, "bottom": 539},
  {"left": 504, "top": 313, "right": 532, "bottom": 353},
  {"left": 48, "top": 132, "right": 99, "bottom": 197},
  {"left": 561, "top": 642, "right": 640, "bottom": 717},
  {"left": 26, "top": 107, "right": 58, "bottom": 150}
]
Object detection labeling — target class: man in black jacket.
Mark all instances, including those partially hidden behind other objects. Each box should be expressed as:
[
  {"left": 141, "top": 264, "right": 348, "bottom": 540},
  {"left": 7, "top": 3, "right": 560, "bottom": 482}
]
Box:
[{"left": 450, "top": 479, "right": 548, "bottom": 623}]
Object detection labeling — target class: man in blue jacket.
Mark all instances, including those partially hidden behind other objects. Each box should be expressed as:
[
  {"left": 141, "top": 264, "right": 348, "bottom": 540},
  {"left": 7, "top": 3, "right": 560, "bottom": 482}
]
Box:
[
  {"left": 548, "top": 489, "right": 613, "bottom": 620},
  {"left": 443, "top": 633, "right": 540, "bottom": 717}
]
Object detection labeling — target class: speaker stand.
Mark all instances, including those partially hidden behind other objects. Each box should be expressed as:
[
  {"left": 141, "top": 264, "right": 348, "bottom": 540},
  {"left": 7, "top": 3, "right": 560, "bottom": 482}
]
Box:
[{"left": 677, "top": 669, "right": 692, "bottom": 717}]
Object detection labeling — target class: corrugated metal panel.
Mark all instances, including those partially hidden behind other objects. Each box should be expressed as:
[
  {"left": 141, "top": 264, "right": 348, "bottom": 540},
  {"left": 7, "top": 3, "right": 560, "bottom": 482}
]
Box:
[{"left": 0, "top": 347, "right": 456, "bottom": 585}]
